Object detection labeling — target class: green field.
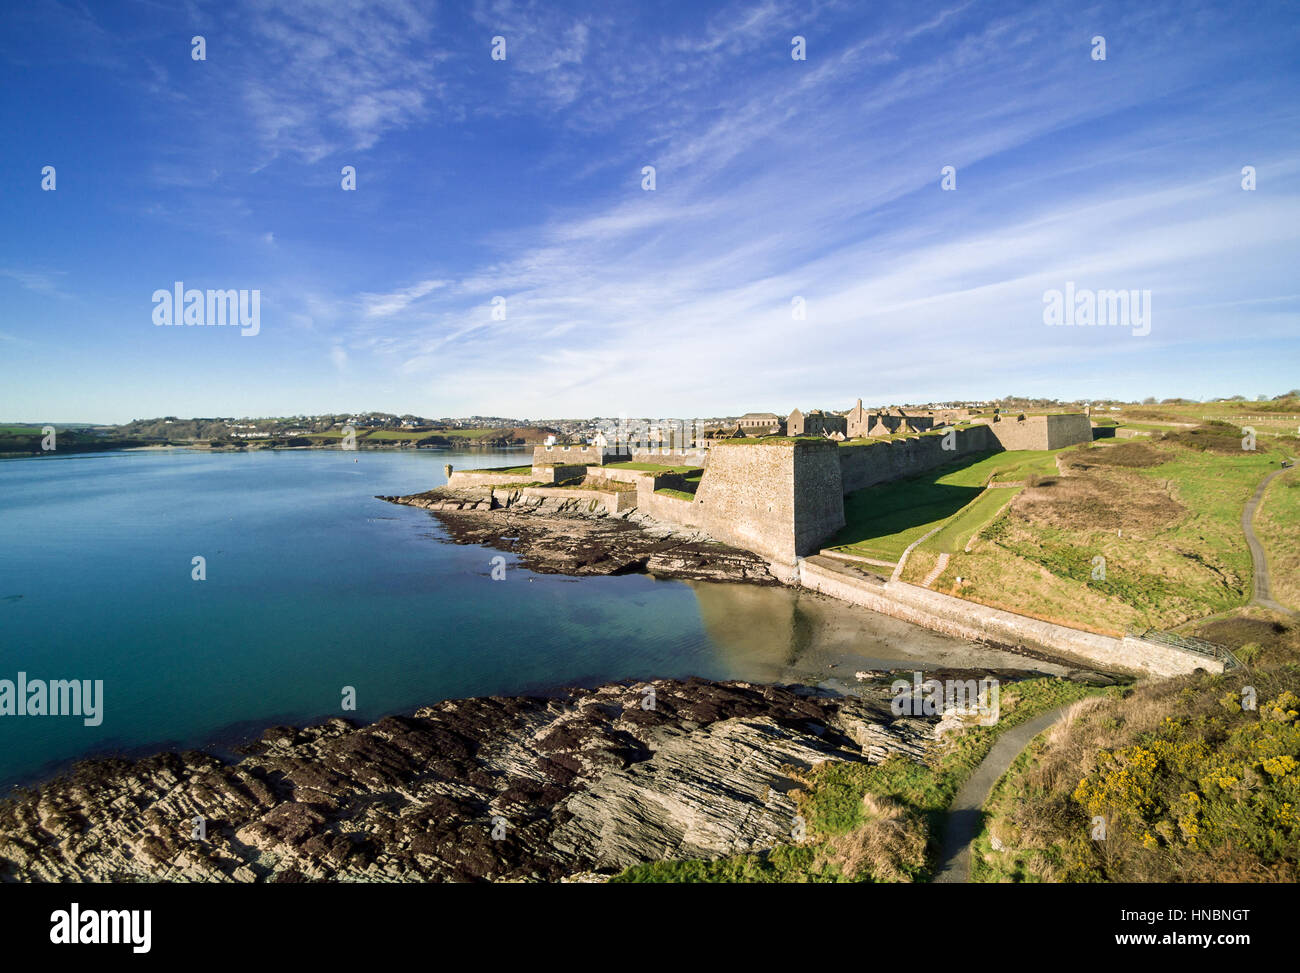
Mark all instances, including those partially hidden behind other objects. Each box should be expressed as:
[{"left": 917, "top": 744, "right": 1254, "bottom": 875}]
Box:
[
  {"left": 1258, "top": 472, "right": 1300, "bottom": 611},
  {"left": 435, "top": 427, "right": 506, "bottom": 438},
  {"left": 363, "top": 429, "right": 442, "bottom": 441},
  {"left": 830, "top": 449, "right": 1070, "bottom": 562}
]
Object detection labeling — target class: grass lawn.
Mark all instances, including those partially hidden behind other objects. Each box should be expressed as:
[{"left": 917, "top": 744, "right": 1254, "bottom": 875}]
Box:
[
  {"left": 468, "top": 465, "right": 534, "bottom": 475},
  {"left": 363, "top": 429, "right": 445, "bottom": 441},
  {"left": 654, "top": 487, "right": 697, "bottom": 501},
  {"left": 304, "top": 430, "right": 355, "bottom": 440},
  {"left": 434, "top": 427, "right": 506, "bottom": 438},
  {"left": 830, "top": 449, "right": 1070, "bottom": 562}
]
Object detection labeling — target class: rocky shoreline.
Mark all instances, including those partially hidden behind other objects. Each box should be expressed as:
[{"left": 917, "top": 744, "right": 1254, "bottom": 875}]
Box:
[
  {"left": 380, "top": 487, "right": 778, "bottom": 584},
  {"left": 0, "top": 678, "right": 937, "bottom": 883}
]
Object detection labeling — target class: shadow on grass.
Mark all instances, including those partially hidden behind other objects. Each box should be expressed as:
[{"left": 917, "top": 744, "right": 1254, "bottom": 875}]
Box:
[{"left": 832, "top": 452, "right": 994, "bottom": 550}]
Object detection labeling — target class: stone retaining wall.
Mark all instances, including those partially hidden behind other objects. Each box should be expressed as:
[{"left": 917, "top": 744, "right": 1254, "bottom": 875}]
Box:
[
  {"left": 799, "top": 556, "right": 1220, "bottom": 678},
  {"left": 630, "top": 448, "right": 710, "bottom": 467},
  {"left": 447, "top": 470, "right": 537, "bottom": 489},
  {"left": 532, "top": 445, "right": 606, "bottom": 466},
  {"left": 637, "top": 487, "right": 708, "bottom": 528}
]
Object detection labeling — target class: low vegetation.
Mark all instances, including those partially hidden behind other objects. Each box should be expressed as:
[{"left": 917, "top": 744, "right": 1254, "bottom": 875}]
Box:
[
  {"left": 973, "top": 664, "right": 1300, "bottom": 882},
  {"left": 917, "top": 432, "right": 1288, "bottom": 633},
  {"left": 1256, "top": 471, "right": 1300, "bottom": 612}
]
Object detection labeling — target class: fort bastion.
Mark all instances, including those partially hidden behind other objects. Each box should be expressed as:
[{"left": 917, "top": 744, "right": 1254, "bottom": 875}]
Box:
[{"left": 512, "top": 413, "right": 1092, "bottom": 570}]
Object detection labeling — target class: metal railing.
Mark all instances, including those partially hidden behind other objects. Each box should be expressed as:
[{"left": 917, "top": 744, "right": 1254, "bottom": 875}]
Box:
[{"left": 1126, "top": 628, "right": 1243, "bottom": 670}]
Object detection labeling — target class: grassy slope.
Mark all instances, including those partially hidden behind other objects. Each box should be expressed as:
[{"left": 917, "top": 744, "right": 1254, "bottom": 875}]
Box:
[
  {"left": 831, "top": 449, "right": 1068, "bottom": 562},
  {"left": 925, "top": 436, "right": 1287, "bottom": 633},
  {"left": 972, "top": 664, "right": 1300, "bottom": 882},
  {"left": 1256, "top": 472, "right": 1300, "bottom": 612},
  {"left": 926, "top": 487, "right": 1024, "bottom": 555}
]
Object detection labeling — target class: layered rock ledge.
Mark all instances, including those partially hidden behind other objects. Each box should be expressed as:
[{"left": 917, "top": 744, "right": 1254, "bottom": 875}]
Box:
[
  {"left": 0, "top": 679, "right": 932, "bottom": 883},
  {"left": 380, "top": 487, "right": 777, "bottom": 584}
]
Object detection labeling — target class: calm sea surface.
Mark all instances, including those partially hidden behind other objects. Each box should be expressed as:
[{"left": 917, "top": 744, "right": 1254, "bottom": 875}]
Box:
[{"left": 0, "top": 447, "right": 1043, "bottom": 789}]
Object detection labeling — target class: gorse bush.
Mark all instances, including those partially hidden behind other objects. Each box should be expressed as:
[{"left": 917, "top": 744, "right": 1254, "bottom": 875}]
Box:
[{"left": 977, "top": 667, "right": 1300, "bottom": 882}]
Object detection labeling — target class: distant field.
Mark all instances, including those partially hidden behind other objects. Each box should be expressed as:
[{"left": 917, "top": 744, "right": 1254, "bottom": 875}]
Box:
[
  {"left": 830, "top": 449, "right": 1071, "bottom": 562},
  {"left": 435, "top": 427, "right": 505, "bottom": 438},
  {"left": 363, "top": 429, "right": 445, "bottom": 441},
  {"left": 1119, "top": 398, "right": 1300, "bottom": 438}
]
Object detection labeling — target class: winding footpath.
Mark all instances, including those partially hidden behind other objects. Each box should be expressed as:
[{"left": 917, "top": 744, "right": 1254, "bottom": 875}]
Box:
[
  {"left": 931, "top": 460, "right": 1296, "bottom": 883},
  {"left": 1242, "top": 464, "right": 1296, "bottom": 617},
  {"left": 932, "top": 703, "right": 1075, "bottom": 883}
]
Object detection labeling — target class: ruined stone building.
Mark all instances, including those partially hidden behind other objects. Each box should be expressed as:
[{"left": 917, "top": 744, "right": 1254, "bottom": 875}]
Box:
[{"left": 787, "top": 408, "right": 848, "bottom": 437}]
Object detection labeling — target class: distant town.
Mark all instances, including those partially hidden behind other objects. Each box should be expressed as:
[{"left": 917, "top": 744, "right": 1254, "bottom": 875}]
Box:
[{"left": 6, "top": 394, "right": 1270, "bottom": 456}]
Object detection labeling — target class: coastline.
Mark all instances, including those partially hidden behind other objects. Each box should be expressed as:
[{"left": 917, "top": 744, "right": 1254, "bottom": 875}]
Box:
[
  {"left": 381, "top": 487, "right": 779, "bottom": 585},
  {"left": 1, "top": 672, "right": 1103, "bottom": 883},
  {"left": 0, "top": 476, "right": 1117, "bottom": 883}
]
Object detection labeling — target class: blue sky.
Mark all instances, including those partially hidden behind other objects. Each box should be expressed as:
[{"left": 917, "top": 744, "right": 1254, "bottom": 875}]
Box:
[{"left": 1, "top": 0, "right": 1297, "bottom": 423}]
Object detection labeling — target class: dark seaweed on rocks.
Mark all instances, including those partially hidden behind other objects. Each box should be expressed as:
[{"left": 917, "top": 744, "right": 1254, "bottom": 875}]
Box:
[
  {"left": 379, "top": 487, "right": 780, "bottom": 585},
  {"left": 0, "top": 679, "right": 932, "bottom": 883}
]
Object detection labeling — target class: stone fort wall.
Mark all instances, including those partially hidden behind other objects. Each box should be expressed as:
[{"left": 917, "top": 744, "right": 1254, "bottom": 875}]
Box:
[
  {"left": 637, "top": 485, "right": 708, "bottom": 529},
  {"left": 630, "top": 448, "right": 709, "bottom": 467},
  {"left": 692, "top": 443, "right": 799, "bottom": 564},
  {"left": 975, "top": 413, "right": 1094, "bottom": 451},
  {"left": 649, "top": 415, "right": 1091, "bottom": 568},
  {"left": 691, "top": 441, "right": 844, "bottom": 565},
  {"left": 793, "top": 440, "right": 847, "bottom": 556},
  {"left": 799, "top": 557, "right": 1219, "bottom": 678},
  {"left": 838, "top": 426, "right": 994, "bottom": 493},
  {"left": 532, "top": 445, "right": 605, "bottom": 466}
]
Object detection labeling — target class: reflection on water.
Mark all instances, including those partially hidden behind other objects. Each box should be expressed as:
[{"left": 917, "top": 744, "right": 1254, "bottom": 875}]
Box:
[{"left": 688, "top": 580, "right": 1072, "bottom": 684}]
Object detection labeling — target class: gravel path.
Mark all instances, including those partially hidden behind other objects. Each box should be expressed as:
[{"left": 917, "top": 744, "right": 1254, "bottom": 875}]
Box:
[
  {"left": 1243, "top": 465, "right": 1296, "bottom": 617},
  {"left": 932, "top": 702, "right": 1075, "bottom": 883}
]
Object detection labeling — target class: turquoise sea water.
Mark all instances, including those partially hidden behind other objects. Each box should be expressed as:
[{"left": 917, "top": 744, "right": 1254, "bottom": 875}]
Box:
[
  {"left": 0, "top": 447, "right": 1032, "bottom": 790},
  {"left": 0, "top": 448, "right": 752, "bottom": 788}
]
